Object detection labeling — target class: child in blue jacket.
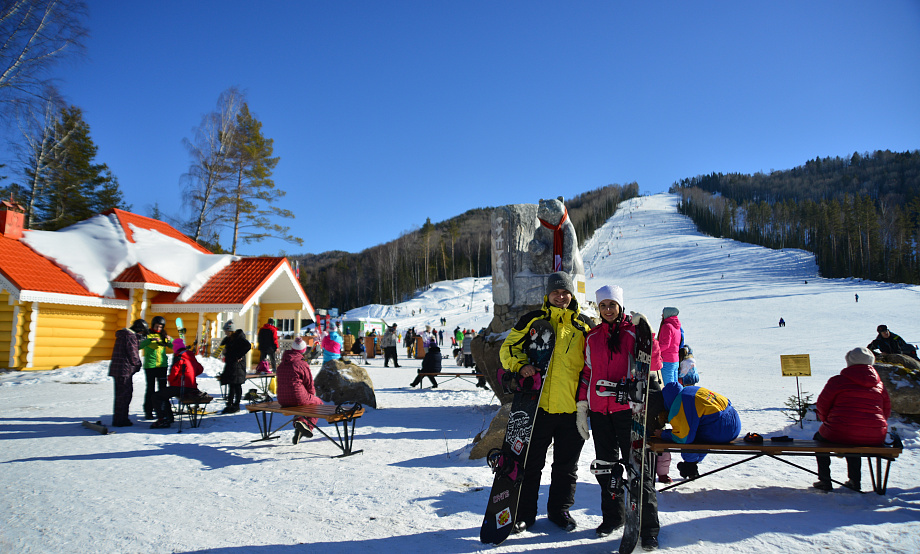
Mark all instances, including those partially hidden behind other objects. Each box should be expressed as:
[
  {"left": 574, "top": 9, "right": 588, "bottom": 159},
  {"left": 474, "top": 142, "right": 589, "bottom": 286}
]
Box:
[{"left": 655, "top": 382, "right": 741, "bottom": 478}]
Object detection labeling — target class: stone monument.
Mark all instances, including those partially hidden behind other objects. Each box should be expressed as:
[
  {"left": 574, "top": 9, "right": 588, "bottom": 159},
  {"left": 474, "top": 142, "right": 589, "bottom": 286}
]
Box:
[{"left": 470, "top": 197, "right": 587, "bottom": 457}]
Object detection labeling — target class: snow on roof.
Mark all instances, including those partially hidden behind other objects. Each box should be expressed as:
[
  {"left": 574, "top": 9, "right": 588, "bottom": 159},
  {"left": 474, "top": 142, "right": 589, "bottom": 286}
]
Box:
[{"left": 21, "top": 214, "right": 237, "bottom": 300}]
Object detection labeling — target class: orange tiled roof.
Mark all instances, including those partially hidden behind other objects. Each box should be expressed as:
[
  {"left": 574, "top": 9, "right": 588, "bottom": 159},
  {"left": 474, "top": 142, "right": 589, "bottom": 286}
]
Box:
[
  {"left": 0, "top": 234, "right": 102, "bottom": 297},
  {"left": 152, "top": 257, "right": 286, "bottom": 306},
  {"left": 104, "top": 209, "right": 212, "bottom": 254},
  {"left": 112, "top": 263, "right": 181, "bottom": 288}
]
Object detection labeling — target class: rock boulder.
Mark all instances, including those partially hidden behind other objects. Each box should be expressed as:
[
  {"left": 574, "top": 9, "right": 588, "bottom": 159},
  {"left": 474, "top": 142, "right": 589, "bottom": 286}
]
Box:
[
  {"left": 469, "top": 403, "right": 511, "bottom": 460},
  {"left": 315, "top": 359, "right": 378, "bottom": 409}
]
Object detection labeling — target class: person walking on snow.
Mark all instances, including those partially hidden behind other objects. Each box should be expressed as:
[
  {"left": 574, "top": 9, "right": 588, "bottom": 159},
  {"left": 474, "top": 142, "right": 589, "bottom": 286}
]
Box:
[{"left": 382, "top": 324, "right": 400, "bottom": 367}]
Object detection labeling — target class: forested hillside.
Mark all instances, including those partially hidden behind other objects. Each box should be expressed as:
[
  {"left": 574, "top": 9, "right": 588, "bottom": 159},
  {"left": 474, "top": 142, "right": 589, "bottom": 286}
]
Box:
[
  {"left": 296, "top": 182, "right": 638, "bottom": 311},
  {"left": 671, "top": 150, "right": 920, "bottom": 284}
]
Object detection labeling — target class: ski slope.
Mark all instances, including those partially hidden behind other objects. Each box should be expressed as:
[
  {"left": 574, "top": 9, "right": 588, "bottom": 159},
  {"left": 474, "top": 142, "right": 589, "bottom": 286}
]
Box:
[{"left": 1, "top": 193, "right": 918, "bottom": 553}]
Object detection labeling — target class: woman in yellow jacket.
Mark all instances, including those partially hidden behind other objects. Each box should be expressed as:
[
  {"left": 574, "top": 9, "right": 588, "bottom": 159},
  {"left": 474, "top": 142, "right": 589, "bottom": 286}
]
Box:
[{"left": 500, "top": 272, "right": 593, "bottom": 534}]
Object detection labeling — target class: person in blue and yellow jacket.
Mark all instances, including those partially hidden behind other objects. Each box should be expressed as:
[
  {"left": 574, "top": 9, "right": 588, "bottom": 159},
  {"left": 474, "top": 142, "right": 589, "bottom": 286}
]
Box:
[
  {"left": 655, "top": 381, "right": 741, "bottom": 478},
  {"left": 499, "top": 271, "right": 594, "bottom": 534}
]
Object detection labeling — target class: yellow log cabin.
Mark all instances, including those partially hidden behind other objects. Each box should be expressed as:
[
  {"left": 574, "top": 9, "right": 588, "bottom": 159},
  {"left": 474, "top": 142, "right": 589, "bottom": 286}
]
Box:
[{"left": 0, "top": 199, "right": 314, "bottom": 371}]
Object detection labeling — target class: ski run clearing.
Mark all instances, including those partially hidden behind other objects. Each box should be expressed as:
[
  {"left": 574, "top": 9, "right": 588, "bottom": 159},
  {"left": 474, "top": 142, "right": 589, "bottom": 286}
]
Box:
[{"left": 2, "top": 193, "right": 919, "bottom": 553}]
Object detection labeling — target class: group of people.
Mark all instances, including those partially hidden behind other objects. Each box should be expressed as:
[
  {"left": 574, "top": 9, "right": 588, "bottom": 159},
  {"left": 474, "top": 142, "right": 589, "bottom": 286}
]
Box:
[
  {"left": 107, "top": 279, "right": 898, "bottom": 545},
  {"left": 497, "top": 270, "right": 897, "bottom": 550}
]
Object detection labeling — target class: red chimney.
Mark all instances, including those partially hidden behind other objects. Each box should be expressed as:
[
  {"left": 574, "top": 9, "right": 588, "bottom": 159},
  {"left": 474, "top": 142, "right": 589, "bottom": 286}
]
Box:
[{"left": 0, "top": 195, "right": 25, "bottom": 240}]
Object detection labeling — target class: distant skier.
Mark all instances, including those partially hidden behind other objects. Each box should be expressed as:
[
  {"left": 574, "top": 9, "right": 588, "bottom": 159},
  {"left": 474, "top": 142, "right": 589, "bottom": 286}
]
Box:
[
  {"left": 779, "top": 318, "right": 786, "bottom": 328},
  {"left": 855, "top": 293, "right": 859, "bottom": 303}
]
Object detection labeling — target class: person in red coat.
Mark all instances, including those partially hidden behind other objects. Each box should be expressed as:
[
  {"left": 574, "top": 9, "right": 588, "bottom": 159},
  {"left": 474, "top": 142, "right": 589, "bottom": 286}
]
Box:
[
  {"left": 257, "top": 318, "right": 280, "bottom": 372},
  {"left": 812, "top": 347, "right": 891, "bottom": 492},
  {"left": 276, "top": 336, "right": 325, "bottom": 444},
  {"left": 151, "top": 339, "right": 207, "bottom": 428}
]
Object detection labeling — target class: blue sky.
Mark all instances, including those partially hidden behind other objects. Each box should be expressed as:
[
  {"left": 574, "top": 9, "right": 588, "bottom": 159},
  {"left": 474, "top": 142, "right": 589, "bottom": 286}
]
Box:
[{"left": 10, "top": 1, "right": 920, "bottom": 256}]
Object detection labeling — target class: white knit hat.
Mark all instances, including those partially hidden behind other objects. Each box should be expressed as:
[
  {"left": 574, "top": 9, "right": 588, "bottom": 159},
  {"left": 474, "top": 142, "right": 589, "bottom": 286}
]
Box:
[
  {"left": 292, "top": 336, "right": 307, "bottom": 351},
  {"left": 595, "top": 285, "right": 624, "bottom": 308},
  {"left": 845, "top": 346, "right": 875, "bottom": 366}
]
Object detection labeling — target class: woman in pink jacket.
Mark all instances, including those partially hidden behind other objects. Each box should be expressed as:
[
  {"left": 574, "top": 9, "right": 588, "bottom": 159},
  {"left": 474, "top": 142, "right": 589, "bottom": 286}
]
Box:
[
  {"left": 575, "top": 285, "right": 659, "bottom": 548},
  {"left": 277, "top": 336, "right": 325, "bottom": 445},
  {"left": 657, "top": 307, "right": 682, "bottom": 384}
]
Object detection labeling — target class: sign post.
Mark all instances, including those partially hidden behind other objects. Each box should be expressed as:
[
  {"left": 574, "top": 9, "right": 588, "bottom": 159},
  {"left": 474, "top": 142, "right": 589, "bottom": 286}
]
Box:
[{"left": 780, "top": 354, "right": 812, "bottom": 428}]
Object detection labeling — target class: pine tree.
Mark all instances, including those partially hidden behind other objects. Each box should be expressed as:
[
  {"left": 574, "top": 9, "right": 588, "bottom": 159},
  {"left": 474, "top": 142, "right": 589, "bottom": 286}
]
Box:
[
  {"left": 28, "top": 105, "right": 125, "bottom": 230},
  {"left": 221, "top": 102, "right": 302, "bottom": 254}
]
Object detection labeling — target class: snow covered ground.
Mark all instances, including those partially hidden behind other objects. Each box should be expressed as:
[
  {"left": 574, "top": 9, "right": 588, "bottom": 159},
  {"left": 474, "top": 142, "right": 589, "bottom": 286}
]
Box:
[{"left": 2, "top": 193, "right": 918, "bottom": 553}]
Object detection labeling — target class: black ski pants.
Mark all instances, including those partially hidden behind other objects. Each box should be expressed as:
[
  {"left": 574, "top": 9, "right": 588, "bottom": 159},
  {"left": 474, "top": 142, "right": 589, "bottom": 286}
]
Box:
[
  {"left": 814, "top": 431, "right": 862, "bottom": 484},
  {"left": 384, "top": 346, "right": 399, "bottom": 367},
  {"left": 517, "top": 409, "right": 585, "bottom": 525},
  {"left": 143, "top": 367, "right": 167, "bottom": 417},
  {"left": 590, "top": 410, "right": 659, "bottom": 538},
  {"left": 112, "top": 375, "right": 134, "bottom": 426}
]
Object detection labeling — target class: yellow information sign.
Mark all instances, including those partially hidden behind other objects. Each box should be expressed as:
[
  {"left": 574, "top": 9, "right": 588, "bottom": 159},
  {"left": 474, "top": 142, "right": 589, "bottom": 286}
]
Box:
[{"left": 780, "top": 354, "right": 812, "bottom": 377}]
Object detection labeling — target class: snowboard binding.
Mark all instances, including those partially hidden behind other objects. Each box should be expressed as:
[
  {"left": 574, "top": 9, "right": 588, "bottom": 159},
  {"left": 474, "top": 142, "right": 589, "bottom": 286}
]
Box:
[
  {"left": 498, "top": 367, "right": 543, "bottom": 394},
  {"left": 590, "top": 459, "right": 626, "bottom": 498},
  {"left": 595, "top": 378, "right": 645, "bottom": 404},
  {"left": 487, "top": 448, "right": 524, "bottom": 484}
]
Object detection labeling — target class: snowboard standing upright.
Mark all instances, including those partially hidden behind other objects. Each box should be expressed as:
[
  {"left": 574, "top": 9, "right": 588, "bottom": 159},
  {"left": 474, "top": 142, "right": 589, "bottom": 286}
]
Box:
[
  {"left": 480, "top": 318, "right": 555, "bottom": 545},
  {"left": 619, "top": 315, "right": 654, "bottom": 554}
]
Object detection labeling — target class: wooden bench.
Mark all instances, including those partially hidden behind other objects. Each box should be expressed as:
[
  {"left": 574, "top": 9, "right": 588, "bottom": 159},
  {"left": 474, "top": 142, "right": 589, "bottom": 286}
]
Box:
[
  {"left": 414, "top": 372, "right": 484, "bottom": 388},
  {"left": 171, "top": 393, "right": 214, "bottom": 430},
  {"left": 647, "top": 436, "right": 904, "bottom": 495},
  {"left": 246, "top": 401, "right": 364, "bottom": 457}
]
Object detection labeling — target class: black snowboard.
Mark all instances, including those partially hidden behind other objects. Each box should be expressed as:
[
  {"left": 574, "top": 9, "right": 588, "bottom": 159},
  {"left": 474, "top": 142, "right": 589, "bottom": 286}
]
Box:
[
  {"left": 480, "top": 318, "right": 555, "bottom": 545},
  {"left": 619, "top": 314, "right": 654, "bottom": 554}
]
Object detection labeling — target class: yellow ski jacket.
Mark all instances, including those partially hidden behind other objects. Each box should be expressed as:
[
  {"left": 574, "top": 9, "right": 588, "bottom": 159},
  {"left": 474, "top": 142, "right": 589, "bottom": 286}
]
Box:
[{"left": 500, "top": 296, "right": 594, "bottom": 414}]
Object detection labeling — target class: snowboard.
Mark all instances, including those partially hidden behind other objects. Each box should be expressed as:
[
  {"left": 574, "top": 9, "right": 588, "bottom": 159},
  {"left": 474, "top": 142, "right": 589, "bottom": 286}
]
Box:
[
  {"left": 480, "top": 318, "right": 555, "bottom": 545},
  {"left": 619, "top": 313, "right": 654, "bottom": 554},
  {"left": 175, "top": 317, "right": 186, "bottom": 341}
]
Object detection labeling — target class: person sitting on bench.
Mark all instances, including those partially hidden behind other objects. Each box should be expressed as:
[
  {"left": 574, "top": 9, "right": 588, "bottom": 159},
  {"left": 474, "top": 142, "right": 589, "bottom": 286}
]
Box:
[
  {"left": 410, "top": 344, "right": 442, "bottom": 388},
  {"left": 277, "top": 336, "right": 326, "bottom": 445},
  {"left": 812, "top": 347, "right": 891, "bottom": 492},
  {"left": 151, "top": 339, "right": 208, "bottom": 429},
  {"left": 653, "top": 382, "right": 741, "bottom": 479}
]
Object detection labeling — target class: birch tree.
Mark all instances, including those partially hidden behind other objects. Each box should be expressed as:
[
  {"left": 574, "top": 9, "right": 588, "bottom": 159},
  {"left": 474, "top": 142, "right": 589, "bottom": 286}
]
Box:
[
  {"left": 181, "top": 87, "right": 244, "bottom": 243},
  {"left": 0, "top": 0, "right": 87, "bottom": 110}
]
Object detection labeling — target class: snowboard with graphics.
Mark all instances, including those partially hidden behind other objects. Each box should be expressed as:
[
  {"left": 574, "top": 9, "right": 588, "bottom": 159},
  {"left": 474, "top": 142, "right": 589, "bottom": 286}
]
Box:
[
  {"left": 479, "top": 318, "right": 555, "bottom": 545},
  {"left": 619, "top": 314, "right": 654, "bottom": 554}
]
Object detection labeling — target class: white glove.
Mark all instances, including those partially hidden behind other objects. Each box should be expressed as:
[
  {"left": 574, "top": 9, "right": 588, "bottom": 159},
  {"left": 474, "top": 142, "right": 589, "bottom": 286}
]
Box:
[
  {"left": 630, "top": 311, "right": 649, "bottom": 329},
  {"left": 576, "top": 400, "right": 590, "bottom": 440}
]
